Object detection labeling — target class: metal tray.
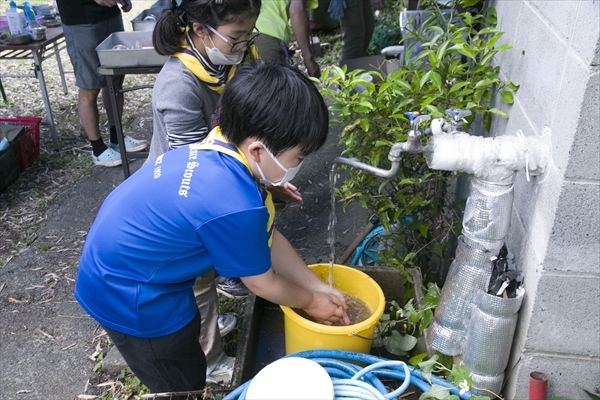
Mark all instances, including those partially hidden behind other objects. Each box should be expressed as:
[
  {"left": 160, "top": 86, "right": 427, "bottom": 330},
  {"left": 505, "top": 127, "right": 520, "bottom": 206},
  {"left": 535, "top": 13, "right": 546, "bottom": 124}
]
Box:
[
  {"left": 96, "top": 31, "right": 168, "bottom": 68},
  {"left": 131, "top": 9, "right": 160, "bottom": 31}
]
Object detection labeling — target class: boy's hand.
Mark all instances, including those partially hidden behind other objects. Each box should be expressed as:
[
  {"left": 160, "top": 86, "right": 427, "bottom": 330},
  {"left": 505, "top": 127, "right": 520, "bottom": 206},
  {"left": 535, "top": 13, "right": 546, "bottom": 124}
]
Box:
[
  {"left": 304, "top": 291, "right": 350, "bottom": 326},
  {"left": 266, "top": 182, "right": 303, "bottom": 204},
  {"left": 321, "top": 285, "right": 347, "bottom": 309}
]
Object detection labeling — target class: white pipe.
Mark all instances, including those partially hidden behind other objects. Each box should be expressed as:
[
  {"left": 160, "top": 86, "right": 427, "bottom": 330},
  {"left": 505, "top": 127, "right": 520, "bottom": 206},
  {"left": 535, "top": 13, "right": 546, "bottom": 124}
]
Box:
[{"left": 425, "top": 128, "right": 551, "bottom": 181}]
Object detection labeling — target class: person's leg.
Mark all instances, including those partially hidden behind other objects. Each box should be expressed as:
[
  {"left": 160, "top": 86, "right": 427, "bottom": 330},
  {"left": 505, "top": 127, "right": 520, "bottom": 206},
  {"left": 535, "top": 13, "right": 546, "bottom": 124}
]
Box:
[
  {"left": 194, "top": 271, "right": 237, "bottom": 385},
  {"left": 100, "top": 16, "right": 125, "bottom": 131},
  {"left": 78, "top": 87, "right": 102, "bottom": 142},
  {"left": 63, "top": 23, "right": 106, "bottom": 144},
  {"left": 254, "top": 34, "right": 288, "bottom": 63},
  {"left": 361, "top": 0, "right": 376, "bottom": 56},
  {"left": 63, "top": 22, "right": 119, "bottom": 164},
  {"left": 340, "top": 0, "right": 366, "bottom": 62},
  {"left": 63, "top": 17, "right": 146, "bottom": 161},
  {"left": 193, "top": 270, "right": 222, "bottom": 365},
  {"left": 103, "top": 312, "right": 206, "bottom": 399}
]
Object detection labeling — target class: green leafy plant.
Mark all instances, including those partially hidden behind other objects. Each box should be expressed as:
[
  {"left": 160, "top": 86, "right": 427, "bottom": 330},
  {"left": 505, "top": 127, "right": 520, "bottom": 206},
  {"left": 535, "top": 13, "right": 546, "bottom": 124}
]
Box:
[
  {"left": 410, "top": 353, "right": 494, "bottom": 400},
  {"left": 372, "top": 282, "right": 440, "bottom": 355},
  {"left": 319, "top": 0, "right": 518, "bottom": 285}
]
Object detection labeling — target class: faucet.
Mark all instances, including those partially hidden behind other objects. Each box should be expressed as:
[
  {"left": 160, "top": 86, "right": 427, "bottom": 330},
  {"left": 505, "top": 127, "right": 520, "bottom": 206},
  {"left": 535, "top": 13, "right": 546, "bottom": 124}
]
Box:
[
  {"left": 445, "top": 109, "right": 472, "bottom": 132},
  {"left": 332, "top": 112, "right": 431, "bottom": 178},
  {"left": 403, "top": 112, "right": 431, "bottom": 153},
  {"left": 431, "top": 109, "right": 472, "bottom": 135}
]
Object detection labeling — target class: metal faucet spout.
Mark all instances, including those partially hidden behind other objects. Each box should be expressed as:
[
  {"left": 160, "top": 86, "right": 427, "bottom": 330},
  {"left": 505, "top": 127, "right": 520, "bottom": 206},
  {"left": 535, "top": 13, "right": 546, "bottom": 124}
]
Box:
[
  {"left": 332, "top": 143, "right": 405, "bottom": 178},
  {"left": 332, "top": 156, "right": 400, "bottom": 178}
]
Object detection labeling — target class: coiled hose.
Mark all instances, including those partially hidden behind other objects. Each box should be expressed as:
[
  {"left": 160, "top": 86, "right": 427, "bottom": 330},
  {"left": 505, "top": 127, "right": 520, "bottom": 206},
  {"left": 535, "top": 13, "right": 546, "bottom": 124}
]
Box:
[{"left": 223, "top": 349, "right": 471, "bottom": 400}]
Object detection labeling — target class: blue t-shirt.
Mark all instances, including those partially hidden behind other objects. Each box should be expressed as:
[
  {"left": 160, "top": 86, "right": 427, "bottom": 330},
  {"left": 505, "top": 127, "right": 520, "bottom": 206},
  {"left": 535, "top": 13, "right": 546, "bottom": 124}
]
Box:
[{"left": 75, "top": 138, "right": 273, "bottom": 338}]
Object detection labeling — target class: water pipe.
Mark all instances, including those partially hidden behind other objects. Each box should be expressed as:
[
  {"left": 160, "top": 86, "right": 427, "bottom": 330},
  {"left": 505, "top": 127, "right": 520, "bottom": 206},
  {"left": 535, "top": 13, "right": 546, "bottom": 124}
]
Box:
[
  {"left": 223, "top": 350, "right": 472, "bottom": 400},
  {"left": 529, "top": 371, "right": 548, "bottom": 400},
  {"left": 332, "top": 113, "right": 431, "bottom": 178},
  {"left": 424, "top": 117, "right": 550, "bottom": 395},
  {"left": 329, "top": 109, "right": 551, "bottom": 396},
  {"left": 425, "top": 128, "right": 550, "bottom": 182}
]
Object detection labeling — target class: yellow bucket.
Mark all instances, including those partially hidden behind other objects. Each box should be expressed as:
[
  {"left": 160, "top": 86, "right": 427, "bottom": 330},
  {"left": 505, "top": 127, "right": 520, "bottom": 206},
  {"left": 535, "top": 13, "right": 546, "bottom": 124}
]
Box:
[{"left": 280, "top": 263, "right": 385, "bottom": 355}]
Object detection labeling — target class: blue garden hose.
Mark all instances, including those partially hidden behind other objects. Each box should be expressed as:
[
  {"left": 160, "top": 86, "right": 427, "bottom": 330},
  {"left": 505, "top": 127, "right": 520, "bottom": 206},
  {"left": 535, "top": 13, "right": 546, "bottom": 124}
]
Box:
[{"left": 223, "top": 349, "right": 471, "bottom": 400}]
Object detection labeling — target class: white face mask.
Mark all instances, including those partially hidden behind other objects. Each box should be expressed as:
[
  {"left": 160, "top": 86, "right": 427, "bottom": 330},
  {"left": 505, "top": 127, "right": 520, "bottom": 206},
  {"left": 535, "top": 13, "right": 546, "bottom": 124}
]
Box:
[
  {"left": 254, "top": 142, "right": 303, "bottom": 187},
  {"left": 201, "top": 35, "right": 244, "bottom": 65}
]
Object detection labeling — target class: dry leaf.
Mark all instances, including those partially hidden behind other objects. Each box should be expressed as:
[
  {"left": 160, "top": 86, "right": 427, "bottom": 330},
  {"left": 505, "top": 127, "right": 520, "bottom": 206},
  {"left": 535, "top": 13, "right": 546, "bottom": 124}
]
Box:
[{"left": 96, "top": 381, "right": 116, "bottom": 388}]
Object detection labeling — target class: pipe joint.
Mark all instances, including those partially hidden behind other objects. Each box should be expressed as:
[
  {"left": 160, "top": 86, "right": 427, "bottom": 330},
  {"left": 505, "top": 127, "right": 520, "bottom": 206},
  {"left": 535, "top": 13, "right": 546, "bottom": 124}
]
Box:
[{"left": 388, "top": 142, "right": 404, "bottom": 161}]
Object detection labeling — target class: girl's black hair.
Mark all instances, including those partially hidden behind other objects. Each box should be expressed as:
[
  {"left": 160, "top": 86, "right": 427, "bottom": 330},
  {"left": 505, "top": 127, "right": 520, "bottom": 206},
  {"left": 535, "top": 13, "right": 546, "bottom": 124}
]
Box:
[
  {"left": 153, "top": 0, "right": 261, "bottom": 56},
  {"left": 219, "top": 61, "right": 329, "bottom": 157}
]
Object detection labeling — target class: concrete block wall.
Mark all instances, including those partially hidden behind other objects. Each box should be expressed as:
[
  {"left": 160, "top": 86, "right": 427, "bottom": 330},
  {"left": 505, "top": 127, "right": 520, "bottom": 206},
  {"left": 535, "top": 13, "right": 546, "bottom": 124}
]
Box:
[{"left": 486, "top": 1, "right": 600, "bottom": 398}]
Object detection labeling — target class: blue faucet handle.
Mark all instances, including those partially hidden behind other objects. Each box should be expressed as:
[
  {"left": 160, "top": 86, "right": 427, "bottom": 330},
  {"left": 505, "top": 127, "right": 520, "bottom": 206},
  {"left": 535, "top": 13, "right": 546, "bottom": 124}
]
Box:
[
  {"left": 403, "top": 111, "right": 418, "bottom": 123},
  {"left": 403, "top": 112, "right": 430, "bottom": 127},
  {"left": 445, "top": 109, "right": 472, "bottom": 122}
]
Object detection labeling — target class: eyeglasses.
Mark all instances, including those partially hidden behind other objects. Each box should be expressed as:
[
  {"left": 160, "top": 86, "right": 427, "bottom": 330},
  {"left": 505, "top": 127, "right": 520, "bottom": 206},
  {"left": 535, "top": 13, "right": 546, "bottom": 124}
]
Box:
[{"left": 206, "top": 25, "right": 261, "bottom": 53}]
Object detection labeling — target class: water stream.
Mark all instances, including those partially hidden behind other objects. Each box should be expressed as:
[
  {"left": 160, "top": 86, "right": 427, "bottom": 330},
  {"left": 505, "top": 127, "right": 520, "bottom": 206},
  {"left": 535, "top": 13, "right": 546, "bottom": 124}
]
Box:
[
  {"left": 326, "top": 166, "right": 372, "bottom": 325},
  {"left": 327, "top": 167, "right": 338, "bottom": 287}
]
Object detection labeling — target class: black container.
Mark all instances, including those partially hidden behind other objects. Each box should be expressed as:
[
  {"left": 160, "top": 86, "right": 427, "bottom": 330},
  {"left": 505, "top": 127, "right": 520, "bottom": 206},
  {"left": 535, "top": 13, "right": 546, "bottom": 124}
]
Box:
[{"left": 0, "top": 125, "right": 24, "bottom": 194}]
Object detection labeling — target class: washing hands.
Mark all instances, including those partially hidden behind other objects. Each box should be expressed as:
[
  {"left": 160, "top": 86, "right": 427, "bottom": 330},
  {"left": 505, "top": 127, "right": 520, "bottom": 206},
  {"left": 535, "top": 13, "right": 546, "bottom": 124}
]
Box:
[{"left": 305, "top": 287, "right": 350, "bottom": 326}]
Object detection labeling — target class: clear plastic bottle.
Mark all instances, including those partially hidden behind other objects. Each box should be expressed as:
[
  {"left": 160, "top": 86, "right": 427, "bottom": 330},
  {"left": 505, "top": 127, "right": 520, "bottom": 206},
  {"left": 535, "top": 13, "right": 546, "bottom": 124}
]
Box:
[{"left": 6, "top": 1, "right": 27, "bottom": 35}]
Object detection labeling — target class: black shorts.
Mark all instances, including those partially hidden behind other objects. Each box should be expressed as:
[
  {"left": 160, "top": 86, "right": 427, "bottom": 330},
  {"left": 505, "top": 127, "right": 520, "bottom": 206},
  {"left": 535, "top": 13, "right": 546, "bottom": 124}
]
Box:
[{"left": 103, "top": 311, "right": 206, "bottom": 398}]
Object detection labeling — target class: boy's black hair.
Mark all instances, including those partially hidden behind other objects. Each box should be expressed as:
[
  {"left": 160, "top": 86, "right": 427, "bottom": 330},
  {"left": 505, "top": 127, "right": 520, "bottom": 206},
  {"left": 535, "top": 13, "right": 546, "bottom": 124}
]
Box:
[
  {"left": 153, "top": 0, "right": 261, "bottom": 56},
  {"left": 219, "top": 61, "right": 329, "bottom": 157}
]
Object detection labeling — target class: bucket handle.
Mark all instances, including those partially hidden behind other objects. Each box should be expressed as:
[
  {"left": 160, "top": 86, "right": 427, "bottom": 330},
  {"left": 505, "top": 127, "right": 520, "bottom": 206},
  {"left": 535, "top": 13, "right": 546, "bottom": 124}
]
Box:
[
  {"left": 351, "top": 320, "right": 383, "bottom": 340},
  {"left": 351, "top": 332, "right": 375, "bottom": 340}
]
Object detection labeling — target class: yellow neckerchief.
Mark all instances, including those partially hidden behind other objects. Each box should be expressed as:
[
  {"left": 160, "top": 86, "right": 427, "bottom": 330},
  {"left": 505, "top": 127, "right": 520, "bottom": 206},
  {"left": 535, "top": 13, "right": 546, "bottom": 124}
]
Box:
[
  {"left": 173, "top": 31, "right": 260, "bottom": 94},
  {"left": 190, "top": 127, "right": 275, "bottom": 245}
]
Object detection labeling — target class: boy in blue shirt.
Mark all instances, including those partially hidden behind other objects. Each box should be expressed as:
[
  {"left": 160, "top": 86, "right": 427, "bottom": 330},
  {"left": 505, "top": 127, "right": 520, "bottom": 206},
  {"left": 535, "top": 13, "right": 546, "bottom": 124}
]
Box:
[{"left": 74, "top": 61, "right": 349, "bottom": 396}]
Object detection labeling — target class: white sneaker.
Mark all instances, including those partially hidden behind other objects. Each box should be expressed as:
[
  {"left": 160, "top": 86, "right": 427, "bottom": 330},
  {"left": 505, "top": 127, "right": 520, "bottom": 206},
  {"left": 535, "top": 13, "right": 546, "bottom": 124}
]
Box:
[
  {"left": 92, "top": 147, "right": 122, "bottom": 167},
  {"left": 206, "top": 352, "right": 235, "bottom": 385},
  {"left": 218, "top": 314, "right": 237, "bottom": 337},
  {"left": 109, "top": 135, "right": 148, "bottom": 152}
]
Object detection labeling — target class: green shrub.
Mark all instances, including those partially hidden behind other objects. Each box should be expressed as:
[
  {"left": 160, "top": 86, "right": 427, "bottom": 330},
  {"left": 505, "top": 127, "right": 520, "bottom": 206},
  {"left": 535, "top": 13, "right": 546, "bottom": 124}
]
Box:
[{"left": 319, "top": 0, "right": 518, "bottom": 286}]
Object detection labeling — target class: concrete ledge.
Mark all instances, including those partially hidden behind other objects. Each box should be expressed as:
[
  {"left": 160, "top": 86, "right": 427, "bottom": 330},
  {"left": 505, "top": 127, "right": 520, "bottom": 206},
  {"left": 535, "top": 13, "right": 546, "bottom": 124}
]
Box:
[{"left": 102, "top": 346, "right": 128, "bottom": 375}]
